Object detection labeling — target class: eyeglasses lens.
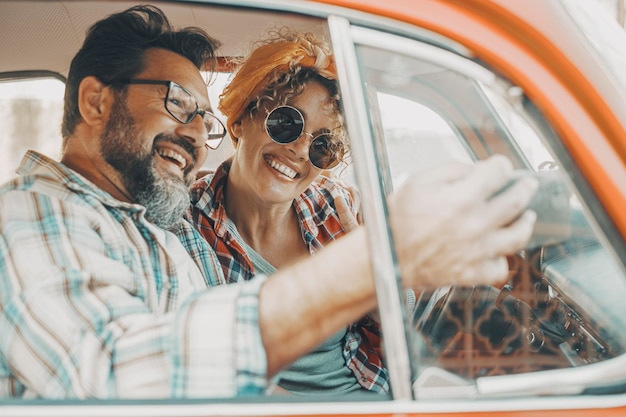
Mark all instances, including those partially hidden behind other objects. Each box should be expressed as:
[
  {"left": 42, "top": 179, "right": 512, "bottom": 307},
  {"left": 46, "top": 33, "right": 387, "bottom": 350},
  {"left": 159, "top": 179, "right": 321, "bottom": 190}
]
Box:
[
  {"left": 166, "top": 83, "right": 225, "bottom": 149},
  {"left": 202, "top": 113, "right": 227, "bottom": 145},
  {"left": 166, "top": 83, "right": 196, "bottom": 124},
  {"left": 204, "top": 135, "right": 223, "bottom": 150}
]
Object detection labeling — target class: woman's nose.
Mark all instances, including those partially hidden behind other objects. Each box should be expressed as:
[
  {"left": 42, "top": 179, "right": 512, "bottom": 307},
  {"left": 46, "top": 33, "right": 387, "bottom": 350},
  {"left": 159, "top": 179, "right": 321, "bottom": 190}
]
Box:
[{"left": 285, "top": 132, "right": 313, "bottom": 158}]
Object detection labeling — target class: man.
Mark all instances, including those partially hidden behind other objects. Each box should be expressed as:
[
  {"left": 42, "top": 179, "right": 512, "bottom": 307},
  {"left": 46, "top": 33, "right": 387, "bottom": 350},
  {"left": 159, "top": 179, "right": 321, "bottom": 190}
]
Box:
[{"left": 0, "top": 5, "right": 537, "bottom": 399}]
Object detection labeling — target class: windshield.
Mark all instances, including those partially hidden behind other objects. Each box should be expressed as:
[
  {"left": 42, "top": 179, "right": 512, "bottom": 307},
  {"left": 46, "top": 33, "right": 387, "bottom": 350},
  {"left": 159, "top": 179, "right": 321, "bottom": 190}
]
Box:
[{"left": 561, "top": 0, "right": 626, "bottom": 96}]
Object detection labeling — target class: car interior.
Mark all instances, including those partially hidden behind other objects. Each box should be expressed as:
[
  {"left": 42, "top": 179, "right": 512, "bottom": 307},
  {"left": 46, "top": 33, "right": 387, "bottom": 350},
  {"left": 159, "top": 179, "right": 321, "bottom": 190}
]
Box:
[
  {"left": 0, "top": 1, "right": 329, "bottom": 180},
  {"left": 3, "top": 0, "right": 626, "bottom": 405}
]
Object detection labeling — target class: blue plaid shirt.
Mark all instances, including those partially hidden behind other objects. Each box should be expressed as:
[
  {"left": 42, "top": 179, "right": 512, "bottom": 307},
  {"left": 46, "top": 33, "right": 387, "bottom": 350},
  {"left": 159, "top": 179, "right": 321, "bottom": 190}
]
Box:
[{"left": 0, "top": 151, "right": 267, "bottom": 399}]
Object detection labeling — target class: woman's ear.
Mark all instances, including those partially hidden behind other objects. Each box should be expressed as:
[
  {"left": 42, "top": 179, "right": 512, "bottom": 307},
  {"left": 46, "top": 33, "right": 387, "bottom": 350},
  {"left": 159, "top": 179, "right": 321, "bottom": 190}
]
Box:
[
  {"left": 230, "top": 119, "right": 243, "bottom": 147},
  {"left": 77, "top": 76, "right": 112, "bottom": 128}
]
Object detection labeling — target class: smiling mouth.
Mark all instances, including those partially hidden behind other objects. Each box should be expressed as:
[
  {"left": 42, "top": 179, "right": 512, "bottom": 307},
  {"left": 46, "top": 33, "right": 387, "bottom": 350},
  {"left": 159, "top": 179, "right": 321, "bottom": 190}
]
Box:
[
  {"left": 266, "top": 157, "right": 297, "bottom": 179},
  {"left": 157, "top": 148, "right": 187, "bottom": 170}
]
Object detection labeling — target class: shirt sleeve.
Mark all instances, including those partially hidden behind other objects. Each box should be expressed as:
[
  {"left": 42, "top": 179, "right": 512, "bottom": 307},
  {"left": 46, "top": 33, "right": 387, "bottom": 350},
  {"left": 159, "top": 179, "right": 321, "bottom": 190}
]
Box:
[
  {"left": 0, "top": 189, "right": 268, "bottom": 399},
  {"left": 171, "top": 275, "right": 268, "bottom": 398}
]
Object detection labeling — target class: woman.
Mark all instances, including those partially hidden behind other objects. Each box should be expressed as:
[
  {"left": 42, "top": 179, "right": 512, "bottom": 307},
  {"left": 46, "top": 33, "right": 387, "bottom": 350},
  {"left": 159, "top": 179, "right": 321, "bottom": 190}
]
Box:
[{"left": 187, "top": 29, "right": 387, "bottom": 395}]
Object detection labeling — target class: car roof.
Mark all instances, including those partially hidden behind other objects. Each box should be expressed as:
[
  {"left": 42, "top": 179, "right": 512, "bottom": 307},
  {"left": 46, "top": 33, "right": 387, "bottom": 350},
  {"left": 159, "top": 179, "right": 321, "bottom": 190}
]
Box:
[{"left": 0, "top": 0, "right": 326, "bottom": 79}]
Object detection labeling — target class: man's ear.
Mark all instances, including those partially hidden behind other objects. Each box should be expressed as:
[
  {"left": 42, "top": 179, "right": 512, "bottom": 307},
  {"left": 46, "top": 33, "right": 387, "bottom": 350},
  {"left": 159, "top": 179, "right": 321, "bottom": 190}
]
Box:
[{"left": 77, "top": 76, "right": 113, "bottom": 127}]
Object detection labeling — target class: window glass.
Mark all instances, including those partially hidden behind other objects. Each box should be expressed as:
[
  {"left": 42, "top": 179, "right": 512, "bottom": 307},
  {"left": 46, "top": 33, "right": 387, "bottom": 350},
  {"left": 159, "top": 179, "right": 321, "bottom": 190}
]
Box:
[
  {"left": 561, "top": 0, "right": 626, "bottom": 97},
  {"left": 377, "top": 92, "right": 471, "bottom": 185},
  {"left": 204, "top": 71, "right": 235, "bottom": 171},
  {"left": 354, "top": 38, "right": 626, "bottom": 398},
  {"left": 0, "top": 77, "right": 64, "bottom": 182},
  {"left": 0, "top": 73, "right": 234, "bottom": 179}
]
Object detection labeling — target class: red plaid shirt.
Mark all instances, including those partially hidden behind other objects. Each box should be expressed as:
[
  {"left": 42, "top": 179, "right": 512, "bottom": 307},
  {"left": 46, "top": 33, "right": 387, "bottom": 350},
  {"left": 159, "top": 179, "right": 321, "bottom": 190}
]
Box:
[{"left": 187, "top": 159, "right": 389, "bottom": 393}]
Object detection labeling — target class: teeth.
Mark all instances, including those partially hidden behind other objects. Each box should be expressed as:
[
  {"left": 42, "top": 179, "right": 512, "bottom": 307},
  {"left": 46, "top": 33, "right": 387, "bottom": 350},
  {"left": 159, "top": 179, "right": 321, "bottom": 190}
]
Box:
[
  {"left": 158, "top": 149, "right": 186, "bottom": 170},
  {"left": 267, "top": 158, "right": 297, "bottom": 179}
]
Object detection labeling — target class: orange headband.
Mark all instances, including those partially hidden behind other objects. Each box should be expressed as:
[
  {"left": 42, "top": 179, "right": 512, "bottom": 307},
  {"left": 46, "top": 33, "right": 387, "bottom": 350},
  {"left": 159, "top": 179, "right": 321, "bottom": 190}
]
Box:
[{"left": 218, "top": 40, "right": 337, "bottom": 140}]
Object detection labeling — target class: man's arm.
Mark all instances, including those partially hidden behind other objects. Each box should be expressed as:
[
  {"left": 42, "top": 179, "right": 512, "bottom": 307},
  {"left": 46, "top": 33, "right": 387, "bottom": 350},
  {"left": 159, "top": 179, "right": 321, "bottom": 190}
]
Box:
[
  {"left": 258, "top": 155, "right": 538, "bottom": 376},
  {"left": 0, "top": 187, "right": 267, "bottom": 398}
]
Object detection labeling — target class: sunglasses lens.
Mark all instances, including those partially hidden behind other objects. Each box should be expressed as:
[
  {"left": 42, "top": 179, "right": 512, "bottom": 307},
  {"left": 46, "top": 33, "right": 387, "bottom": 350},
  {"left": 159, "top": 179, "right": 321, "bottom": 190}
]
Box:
[
  {"left": 309, "top": 134, "right": 341, "bottom": 170},
  {"left": 266, "top": 106, "right": 304, "bottom": 143}
]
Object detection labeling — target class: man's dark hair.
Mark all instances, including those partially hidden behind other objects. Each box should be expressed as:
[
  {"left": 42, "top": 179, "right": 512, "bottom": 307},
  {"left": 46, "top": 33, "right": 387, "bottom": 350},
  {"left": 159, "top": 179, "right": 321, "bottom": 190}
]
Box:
[{"left": 61, "top": 4, "right": 220, "bottom": 141}]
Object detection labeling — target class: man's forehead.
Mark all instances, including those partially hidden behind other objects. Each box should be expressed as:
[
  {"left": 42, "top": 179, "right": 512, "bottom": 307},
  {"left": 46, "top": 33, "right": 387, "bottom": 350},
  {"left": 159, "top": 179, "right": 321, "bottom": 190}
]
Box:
[{"left": 141, "top": 48, "right": 212, "bottom": 107}]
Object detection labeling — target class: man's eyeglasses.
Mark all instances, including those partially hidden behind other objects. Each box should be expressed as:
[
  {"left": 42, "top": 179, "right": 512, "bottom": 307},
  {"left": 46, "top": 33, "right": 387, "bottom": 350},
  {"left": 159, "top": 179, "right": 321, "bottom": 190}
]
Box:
[
  {"left": 114, "top": 79, "right": 227, "bottom": 149},
  {"left": 264, "top": 105, "right": 345, "bottom": 169}
]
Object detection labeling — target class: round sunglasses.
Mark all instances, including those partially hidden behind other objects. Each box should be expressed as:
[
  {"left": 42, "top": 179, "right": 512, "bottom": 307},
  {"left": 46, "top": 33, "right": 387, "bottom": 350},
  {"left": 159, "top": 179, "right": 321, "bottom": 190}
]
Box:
[{"left": 264, "top": 105, "right": 345, "bottom": 170}]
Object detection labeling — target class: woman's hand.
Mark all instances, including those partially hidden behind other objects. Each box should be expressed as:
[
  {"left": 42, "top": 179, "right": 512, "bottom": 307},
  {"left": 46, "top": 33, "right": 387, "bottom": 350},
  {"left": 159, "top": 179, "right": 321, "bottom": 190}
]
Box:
[{"left": 334, "top": 193, "right": 360, "bottom": 232}]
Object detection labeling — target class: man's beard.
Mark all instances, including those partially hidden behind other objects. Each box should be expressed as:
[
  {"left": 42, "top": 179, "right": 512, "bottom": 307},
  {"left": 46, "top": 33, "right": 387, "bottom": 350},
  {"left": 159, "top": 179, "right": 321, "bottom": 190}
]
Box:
[{"left": 100, "top": 95, "right": 197, "bottom": 231}]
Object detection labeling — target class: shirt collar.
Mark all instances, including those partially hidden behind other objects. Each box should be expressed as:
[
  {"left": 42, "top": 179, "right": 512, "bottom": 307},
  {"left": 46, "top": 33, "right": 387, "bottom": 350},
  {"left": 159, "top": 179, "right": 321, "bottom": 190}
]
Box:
[{"left": 17, "top": 150, "right": 145, "bottom": 213}]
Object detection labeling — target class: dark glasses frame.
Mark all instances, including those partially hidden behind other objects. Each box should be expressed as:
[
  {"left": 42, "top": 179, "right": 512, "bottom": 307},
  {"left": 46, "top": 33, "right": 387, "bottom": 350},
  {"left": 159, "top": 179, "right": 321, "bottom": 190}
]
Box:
[
  {"left": 264, "top": 105, "right": 345, "bottom": 170},
  {"left": 113, "top": 79, "right": 227, "bottom": 149}
]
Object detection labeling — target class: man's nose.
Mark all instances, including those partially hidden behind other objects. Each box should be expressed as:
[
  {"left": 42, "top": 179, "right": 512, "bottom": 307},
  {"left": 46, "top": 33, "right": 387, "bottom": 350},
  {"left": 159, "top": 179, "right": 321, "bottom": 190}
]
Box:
[{"left": 176, "top": 113, "right": 207, "bottom": 148}]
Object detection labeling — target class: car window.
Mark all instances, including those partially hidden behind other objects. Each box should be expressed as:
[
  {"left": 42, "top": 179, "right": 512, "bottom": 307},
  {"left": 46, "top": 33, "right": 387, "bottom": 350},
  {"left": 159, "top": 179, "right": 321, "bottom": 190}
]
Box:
[
  {"left": 348, "top": 26, "right": 626, "bottom": 398},
  {"left": 0, "top": 73, "right": 233, "bottom": 182},
  {"left": 204, "top": 71, "right": 235, "bottom": 171},
  {"left": 0, "top": 76, "right": 64, "bottom": 183},
  {"left": 561, "top": 0, "right": 626, "bottom": 97},
  {"left": 377, "top": 92, "right": 471, "bottom": 186}
]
